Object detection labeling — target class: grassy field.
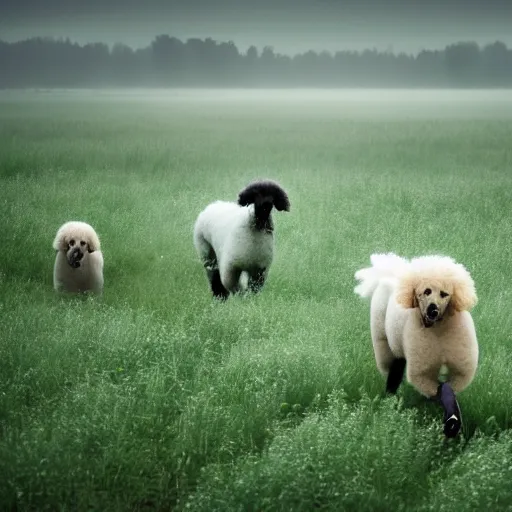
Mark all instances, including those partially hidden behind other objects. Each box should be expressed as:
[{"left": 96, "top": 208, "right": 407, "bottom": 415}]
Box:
[{"left": 1, "top": 88, "right": 512, "bottom": 511}]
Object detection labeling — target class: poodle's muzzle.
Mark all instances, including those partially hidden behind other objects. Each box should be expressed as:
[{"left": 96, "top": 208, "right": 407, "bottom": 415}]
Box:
[
  {"left": 257, "top": 197, "right": 274, "bottom": 218},
  {"left": 423, "top": 303, "right": 441, "bottom": 328},
  {"left": 67, "top": 246, "right": 84, "bottom": 268},
  {"left": 253, "top": 196, "right": 275, "bottom": 231}
]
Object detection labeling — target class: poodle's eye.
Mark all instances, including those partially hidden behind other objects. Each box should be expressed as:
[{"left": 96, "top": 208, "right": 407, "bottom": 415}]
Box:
[
  {"left": 80, "top": 241, "right": 86, "bottom": 246},
  {"left": 69, "top": 239, "right": 75, "bottom": 246},
  {"left": 424, "top": 288, "right": 432, "bottom": 296},
  {"left": 440, "top": 291, "right": 449, "bottom": 298}
]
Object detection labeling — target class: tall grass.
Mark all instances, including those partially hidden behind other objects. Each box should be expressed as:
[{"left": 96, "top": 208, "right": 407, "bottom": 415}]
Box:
[{"left": 0, "top": 89, "right": 511, "bottom": 511}]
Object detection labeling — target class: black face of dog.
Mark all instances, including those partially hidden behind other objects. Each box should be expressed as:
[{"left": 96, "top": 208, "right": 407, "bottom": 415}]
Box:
[
  {"left": 238, "top": 180, "right": 290, "bottom": 212},
  {"left": 254, "top": 195, "right": 274, "bottom": 224},
  {"left": 238, "top": 179, "right": 290, "bottom": 225},
  {"left": 238, "top": 180, "right": 290, "bottom": 231}
]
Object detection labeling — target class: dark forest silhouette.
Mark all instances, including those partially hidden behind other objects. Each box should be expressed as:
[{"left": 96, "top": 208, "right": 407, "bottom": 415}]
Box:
[{"left": 1, "top": 36, "right": 512, "bottom": 88}]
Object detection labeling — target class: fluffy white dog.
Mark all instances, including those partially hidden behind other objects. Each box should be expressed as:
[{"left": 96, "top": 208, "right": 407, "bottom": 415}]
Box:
[
  {"left": 193, "top": 180, "right": 290, "bottom": 299},
  {"left": 53, "top": 221, "right": 104, "bottom": 294}
]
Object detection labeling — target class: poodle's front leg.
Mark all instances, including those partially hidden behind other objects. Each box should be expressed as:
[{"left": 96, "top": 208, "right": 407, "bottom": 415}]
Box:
[
  {"left": 208, "top": 268, "right": 229, "bottom": 300},
  {"left": 220, "top": 265, "right": 242, "bottom": 295},
  {"left": 444, "top": 351, "right": 478, "bottom": 394},
  {"left": 443, "top": 315, "right": 478, "bottom": 393},
  {"left": 203, "top": 259, "right": 229, "bottom": 300},
  {"left": 409, "top": 365, "right": 463, "bottom": 437},
  {"left": 248, "top": 268, "right": 267, "bottom": 293},
  {"left": 406, "top": 367, "right": 440, "bottom": 398}
]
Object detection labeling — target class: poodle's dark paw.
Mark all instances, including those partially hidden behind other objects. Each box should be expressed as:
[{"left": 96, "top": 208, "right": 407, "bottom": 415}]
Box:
[
  {"left": 437, "top": 382, "right": 463, "bottom": 438},
  {"left": 443, "top": 414, "right": 462, "bottom": 438}
]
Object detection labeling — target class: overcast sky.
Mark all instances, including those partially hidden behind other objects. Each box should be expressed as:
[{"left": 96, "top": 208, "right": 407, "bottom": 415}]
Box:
[{"left": 1, "top": 0, "right": 511, "bottom": 55}]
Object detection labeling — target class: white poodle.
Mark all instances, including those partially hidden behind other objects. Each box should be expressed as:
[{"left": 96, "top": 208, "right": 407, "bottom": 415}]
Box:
[
  {"left": 193, "top": 179, "right": 290, "bottom": 299},
  {"left": 354, "top": 253, "right": 478, "bottom": 437},
  {"left": 53, "top": 221, "right": 104, "bottom": 294}
]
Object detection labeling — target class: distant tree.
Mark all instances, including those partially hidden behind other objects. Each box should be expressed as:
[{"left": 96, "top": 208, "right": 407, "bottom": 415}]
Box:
[
  {"left": 242, "top": 45, "right": 259, "bottom": 84},
  {"left": 444, "top": 41, "right": 481, "bottom": 85},
  {"left": 415, "top": 50, "right": 445, "bottom": 86},
  {"left": 111, "top": 43, "right": 135, "bottom": 85},
  {"left": 261, "top": 45, "right": 275, "bottom": 63},
  {"left": 259, "top": 46, "right": 277, "bottom": 84},
  {"left": 246, "top": 45, "right": 258, "bottom": 61},
  {"left": 481, "top": 41, "right": 512, "bottom": 86},
  {"left": 151, "top": 35, "right": 184, "bottom": 85},
  {"left": 216, "top": 41, "right": 240, "bottom": 85},
  {"left": 74, "top": 42, "right": 108, "bottom": 86}
]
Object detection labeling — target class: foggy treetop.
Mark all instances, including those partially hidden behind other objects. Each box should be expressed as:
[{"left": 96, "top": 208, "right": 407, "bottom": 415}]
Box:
[
  {"left": 2, "top": 35, "right": 512, "bottom": 88},
  {"left": 1, "top": 0, "right": 512, "bottom": 55}
]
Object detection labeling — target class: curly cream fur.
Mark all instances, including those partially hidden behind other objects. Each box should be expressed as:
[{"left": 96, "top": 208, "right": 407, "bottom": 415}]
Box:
[
  {"left": 354, "top": 253, "right": 478, "bottom": 397},
  {"left": 53, "top": 221, "right": 104, "bottom": 294}
]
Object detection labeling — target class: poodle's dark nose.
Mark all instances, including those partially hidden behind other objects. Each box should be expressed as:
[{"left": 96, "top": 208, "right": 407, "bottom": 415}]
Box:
[
  {"left": 261, "top": 198, "right": 273, "bottom": 212},
  {"left": 256, "top": 198, "right": 273, "bottom": 218},
  {"left": 427, "top": 303, "right": 439, "bottom": 320},
  {"left": 69, "top": 246, "right": 84, "bottom": 268},
  {"left": 71, "top": 247, "right": 84, "bottom": 260}
]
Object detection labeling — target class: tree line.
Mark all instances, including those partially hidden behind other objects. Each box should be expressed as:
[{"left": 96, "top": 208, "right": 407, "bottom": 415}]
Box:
[{"left": 1, "top": 35, "right": 512, "bottom": 88}]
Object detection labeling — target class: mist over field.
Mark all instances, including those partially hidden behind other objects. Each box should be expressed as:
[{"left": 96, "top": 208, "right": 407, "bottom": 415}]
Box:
[{"left": 3, "top": 88, "right": 512, "bottom": 117}]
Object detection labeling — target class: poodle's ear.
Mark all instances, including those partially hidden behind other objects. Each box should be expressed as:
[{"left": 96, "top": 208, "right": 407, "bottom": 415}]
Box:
[
  {"left": 395, "top": 274, "right": 418, "bottom": 309},
  {"left": 238, "top": 180, "right": 290, "bottom": 212},
  {"left": 237, "top": 186, "right": 257, "bottom": 207},
  {"left": 52, "top": 230, "right": 68, "bottom": 252},
  {"left": 86, "top": 231, "right": 101, "bottom": 253},
  {"left": 450, "top": 273, "right": 478, "bottom": 312},
  {"left": 268, "top": 182, "right": 290, "bottom": 212}
]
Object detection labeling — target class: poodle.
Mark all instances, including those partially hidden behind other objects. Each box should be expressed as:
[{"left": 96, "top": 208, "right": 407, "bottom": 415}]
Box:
[
  {"left": 53, "top": 221, "right": 104, "bottom": 294},
  {"left": 354, "top": 253, "right": 478, "bottom": 437},
  {"left": 193, "top": 179, "right": 290, "bottom": 299}
]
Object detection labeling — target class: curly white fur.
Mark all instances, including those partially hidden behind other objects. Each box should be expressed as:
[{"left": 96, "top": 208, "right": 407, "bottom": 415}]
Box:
[
  {"left": 354, "top": 253, "right": 478, "bottom": 397},
  {"left": 53, "top": 221, "right": 104, "bottom": 294},
  {"left": 193, "top": 180, "right": 290, "bottom": 298}
]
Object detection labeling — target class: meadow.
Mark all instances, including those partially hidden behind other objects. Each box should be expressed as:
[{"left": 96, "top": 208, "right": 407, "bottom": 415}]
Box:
[{"left": 1, "top": 88, "right": 512, "bottom": 511}]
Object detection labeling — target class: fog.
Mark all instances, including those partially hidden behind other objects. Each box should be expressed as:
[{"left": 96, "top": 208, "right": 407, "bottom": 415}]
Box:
[{"left": 3, "top": 89, "right": 512, "bottom": 120}]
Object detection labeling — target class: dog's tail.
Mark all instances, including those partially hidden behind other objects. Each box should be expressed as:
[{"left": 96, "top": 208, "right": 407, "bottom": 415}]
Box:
[{"left": 354, "top": 253, "right": 409, "bottom": 298}]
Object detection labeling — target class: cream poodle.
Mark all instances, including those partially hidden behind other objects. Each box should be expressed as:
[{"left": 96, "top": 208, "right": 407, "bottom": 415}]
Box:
[
  {"left": 53, "top": 221, "right": 104, "bottom": 294},
  {"left": 354, "top": 253, "right": 478, "bottom": 436}
]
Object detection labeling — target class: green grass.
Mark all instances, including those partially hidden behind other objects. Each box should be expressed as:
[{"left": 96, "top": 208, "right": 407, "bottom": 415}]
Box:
[{"left": 1, "top": 88, "right": 512, "bottom": 511}]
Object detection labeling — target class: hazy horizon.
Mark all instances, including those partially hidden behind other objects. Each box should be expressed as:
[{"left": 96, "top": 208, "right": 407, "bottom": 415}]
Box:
[{"left": 1, "top": 0, "right": 511, "bottom": 56}]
